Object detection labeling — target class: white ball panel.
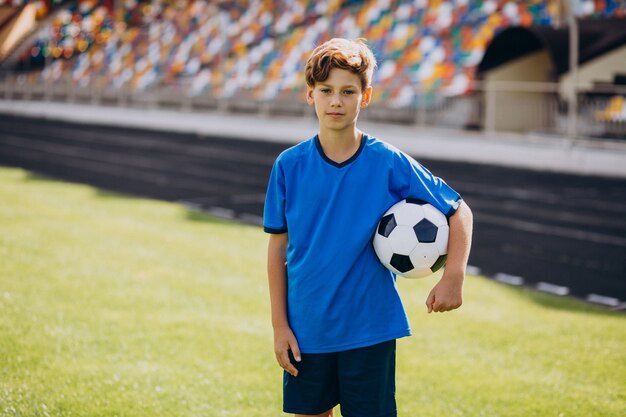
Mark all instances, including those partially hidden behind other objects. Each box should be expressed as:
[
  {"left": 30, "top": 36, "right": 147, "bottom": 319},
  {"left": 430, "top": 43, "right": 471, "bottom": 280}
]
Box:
[
  {"left": 422, "top": 204, "right": 448, "bottom": 227},
  {"left": 435, "top": 224, "right": 449, "bottom": 254},
  {"left": 392, "top": 202, "right": 425, "bottom": 226},
  {"left": 409, "top": 241, "right": 441, "bottom": 270},
  {"left": 388, "top": 225, "right": 419, "bottom": 255},
  {"left": 373, "top": 234, "right": 394, "bottom": 266}
]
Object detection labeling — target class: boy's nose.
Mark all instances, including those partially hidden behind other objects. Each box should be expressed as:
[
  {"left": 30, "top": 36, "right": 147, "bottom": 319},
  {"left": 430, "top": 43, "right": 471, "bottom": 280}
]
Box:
[{"left": 330, "top": 94, "right": 342, "bottom": 106}]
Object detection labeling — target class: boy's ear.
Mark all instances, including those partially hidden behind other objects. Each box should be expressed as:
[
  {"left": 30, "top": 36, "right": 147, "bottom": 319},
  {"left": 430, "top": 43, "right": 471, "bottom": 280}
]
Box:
[
  {"left": 306, "top": 87, "right": 314, "bottom": 105},
  {"left": 361, "top": 86, "right": 373, "bottom": 108}
]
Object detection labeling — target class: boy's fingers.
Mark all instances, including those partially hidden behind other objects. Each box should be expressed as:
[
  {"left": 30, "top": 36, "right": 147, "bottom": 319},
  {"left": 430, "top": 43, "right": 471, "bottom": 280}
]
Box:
[
  {"left": 275, "top": 346, "right": 299, "bottom": 377},
  {"left": 290, "top": 341, "right": 301, "bottom": 362},
  {"left": 277, "top": 348, "right": 289, "bottom": 366},
  {"left": 283, "top": 360, "right": 299, "bottom": 377},
  {"left": 425, "top": 292, "right": 435, "bottom": 313},
  {"left": 276, "top": 349, "right": 297, "bottom": 376}
]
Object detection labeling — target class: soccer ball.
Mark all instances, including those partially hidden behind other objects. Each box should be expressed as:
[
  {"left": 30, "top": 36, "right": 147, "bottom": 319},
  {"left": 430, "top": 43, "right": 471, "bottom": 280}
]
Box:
[{"left": 373, "top": 198, "right": 449, "bottom": 278}]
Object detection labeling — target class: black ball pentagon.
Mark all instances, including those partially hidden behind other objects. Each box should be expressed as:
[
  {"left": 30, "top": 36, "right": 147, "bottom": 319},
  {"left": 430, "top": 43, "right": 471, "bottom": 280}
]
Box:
[
  {"left": 390, "top": 253, "right": 414, "bottom": 273},
  {"left": 378, "top": 213, "right": 397, "bottom": 238},
  {"left": 431, "top": 254, "right": 447, "bottom": 272},
  {"left": 413, "top": 218, "right": 438, "bottom": 243},
  {"left": 405, "top": 197, "right": 429, "bottom": 205}
]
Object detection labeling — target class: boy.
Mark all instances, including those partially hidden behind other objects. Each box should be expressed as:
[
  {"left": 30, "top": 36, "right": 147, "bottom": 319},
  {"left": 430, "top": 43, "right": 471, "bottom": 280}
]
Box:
[{"left": 264, "top": 38, "right": 473, "bottom": 417}]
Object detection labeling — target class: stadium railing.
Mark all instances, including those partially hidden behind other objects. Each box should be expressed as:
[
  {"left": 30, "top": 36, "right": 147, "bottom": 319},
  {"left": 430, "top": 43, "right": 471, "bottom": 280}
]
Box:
[{"left": 0, "top": 73, "right": 624, "bottom": 140}]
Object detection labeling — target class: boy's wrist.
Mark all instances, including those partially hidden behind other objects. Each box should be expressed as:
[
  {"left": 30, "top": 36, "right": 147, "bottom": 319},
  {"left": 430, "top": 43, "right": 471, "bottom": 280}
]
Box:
[
  {"left": 272, "top": 320, "right": 291, "bottom": 330},
  {"left": 441, "top": 267, "right": 465, "bottom": 282}
]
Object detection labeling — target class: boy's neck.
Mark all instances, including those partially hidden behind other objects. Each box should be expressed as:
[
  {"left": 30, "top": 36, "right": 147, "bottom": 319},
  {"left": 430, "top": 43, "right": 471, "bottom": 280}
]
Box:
[{"left": 317, "top": 128, "right": 362, "bottom": 163}]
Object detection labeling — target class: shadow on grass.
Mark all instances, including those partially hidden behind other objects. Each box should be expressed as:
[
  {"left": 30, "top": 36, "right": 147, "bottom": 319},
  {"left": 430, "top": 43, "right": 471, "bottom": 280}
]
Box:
[
  {"left": 22, "top": 171, "right": 62, "bottom": 183},
  {"left": 96, "top": 188, "right": 246, "bottom": 226},
  {"left": 95, "top": 189, "right": 243, "bottom": 226},
  {"left": 18, "top": 170, "right": 623, "bottom": 316},
  {"left": 184, "top": 209, "right": 240, "bottom": 225},
  {"left": 22, "top": 171, "right": 238, "bottom": 226},
  {"left": 95, "top": 188, "right": 153, "bottom": 201},
  {"left": 22, "top": 171, "right": 137, "bottom": 198}
]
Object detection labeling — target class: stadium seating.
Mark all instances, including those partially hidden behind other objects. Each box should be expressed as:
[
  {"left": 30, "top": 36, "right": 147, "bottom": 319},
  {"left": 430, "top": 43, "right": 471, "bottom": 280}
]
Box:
[
  {"left": 13, "top": 0, "right": 626, "bottom": 108},
  {"left": 595, "top": 95, "right": 626, "bottom": 122}
]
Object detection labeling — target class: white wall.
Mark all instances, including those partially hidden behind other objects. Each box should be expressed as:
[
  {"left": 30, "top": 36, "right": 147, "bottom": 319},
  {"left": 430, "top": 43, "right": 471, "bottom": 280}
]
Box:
[
  {"left": 483, "top": 50, "right": 556, "bottom": 133},
  {"left": 559, "top": 45, "right": 626, "bottom": 94}
]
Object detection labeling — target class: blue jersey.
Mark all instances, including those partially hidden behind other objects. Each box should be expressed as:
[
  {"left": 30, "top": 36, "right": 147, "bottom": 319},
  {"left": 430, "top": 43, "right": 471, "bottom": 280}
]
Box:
[{"left": 264, "top": 133, "right": 461, "bottom": 353}]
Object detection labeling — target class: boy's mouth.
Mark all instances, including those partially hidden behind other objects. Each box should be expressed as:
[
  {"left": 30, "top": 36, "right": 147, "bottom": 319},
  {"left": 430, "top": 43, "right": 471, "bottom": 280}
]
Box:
[{"left": 327, "top": 112, "right": 344, "bottom": 116}]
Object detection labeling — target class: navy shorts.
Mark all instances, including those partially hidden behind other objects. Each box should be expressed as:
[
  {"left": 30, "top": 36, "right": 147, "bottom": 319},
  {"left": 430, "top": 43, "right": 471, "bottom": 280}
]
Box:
[{"left": 283, "top": 340, "right": 397, "bottom": 417}]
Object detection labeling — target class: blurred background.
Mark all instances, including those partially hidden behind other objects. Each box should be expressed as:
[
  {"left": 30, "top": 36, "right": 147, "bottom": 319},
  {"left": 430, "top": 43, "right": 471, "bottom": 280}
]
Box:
[
  {"left": 0, "top": 0, "right": 625, "bottom": 137},
  {"left": 0, "top": 0, "right": 625, "bottom": 306},
  {"left": 2, "top": 4, "right": 626, "bottom": 416}
]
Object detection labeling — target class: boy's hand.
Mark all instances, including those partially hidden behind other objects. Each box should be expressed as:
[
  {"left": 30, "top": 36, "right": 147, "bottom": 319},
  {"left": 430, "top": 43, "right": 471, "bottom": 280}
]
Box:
[
  {"left": 425, "top": 272, "right": 464, "bottom": 313},
  {"left": 427, "top": 201, "right": 472, "bottom": 313},
  {"left": 273, "top": 325, "right": 301, "bottom": 377}
]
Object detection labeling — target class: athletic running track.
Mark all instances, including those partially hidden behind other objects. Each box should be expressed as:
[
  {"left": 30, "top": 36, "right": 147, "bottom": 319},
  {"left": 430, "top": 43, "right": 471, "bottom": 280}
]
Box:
[{"left": 1, "top": 114, "right": 625, "bottom": 305}]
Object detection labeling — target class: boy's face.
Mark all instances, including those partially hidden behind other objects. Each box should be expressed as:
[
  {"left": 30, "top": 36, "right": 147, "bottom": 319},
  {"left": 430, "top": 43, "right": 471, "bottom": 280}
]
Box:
[{"left": 307, "top": 68, "right": 372, "bottom": 134}]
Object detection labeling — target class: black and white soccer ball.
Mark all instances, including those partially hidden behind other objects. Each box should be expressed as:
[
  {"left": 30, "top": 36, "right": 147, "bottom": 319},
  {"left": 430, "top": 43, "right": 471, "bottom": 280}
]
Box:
[{"left": 373, "top": 199, "right": 449, "bottom": 278}]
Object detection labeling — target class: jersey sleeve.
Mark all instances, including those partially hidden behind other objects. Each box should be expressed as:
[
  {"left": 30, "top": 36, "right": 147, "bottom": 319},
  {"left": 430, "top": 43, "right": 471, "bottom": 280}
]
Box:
[
  {"left": 263, "top": 157, "right": 288, "bottom": 234},
  {"left": 397, "top": 151, "right": 462, "bottom": 218}
]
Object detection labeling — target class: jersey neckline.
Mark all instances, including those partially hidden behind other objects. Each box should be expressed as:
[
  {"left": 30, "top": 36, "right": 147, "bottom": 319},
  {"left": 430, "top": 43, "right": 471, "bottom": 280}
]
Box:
[{"left": 314, "top": 133, "right": 368, "bottom": 168}]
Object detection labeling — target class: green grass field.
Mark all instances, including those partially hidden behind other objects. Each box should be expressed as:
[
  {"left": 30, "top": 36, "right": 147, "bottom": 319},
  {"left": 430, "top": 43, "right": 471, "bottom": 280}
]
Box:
[{"left": 1, "top": 166, "right": 625, "bottom": 417}]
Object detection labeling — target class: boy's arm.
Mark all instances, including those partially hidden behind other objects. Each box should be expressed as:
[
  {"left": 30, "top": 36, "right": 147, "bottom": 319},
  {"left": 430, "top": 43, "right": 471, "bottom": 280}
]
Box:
[
  {"left": 426, "top": 200, "right": 473, "bottom": 313},
  {"left": 267, "top": 232, "right": 301, "bottom": 376}
]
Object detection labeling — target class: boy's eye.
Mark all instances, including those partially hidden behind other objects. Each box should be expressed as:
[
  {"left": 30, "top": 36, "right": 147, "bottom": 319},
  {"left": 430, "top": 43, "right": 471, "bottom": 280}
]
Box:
[
  {"left": 320, "top": 88, "right": 331, "bottom": 94},
  {"left": 343, "top": 90, "right": 355, "bottom": 95}
]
